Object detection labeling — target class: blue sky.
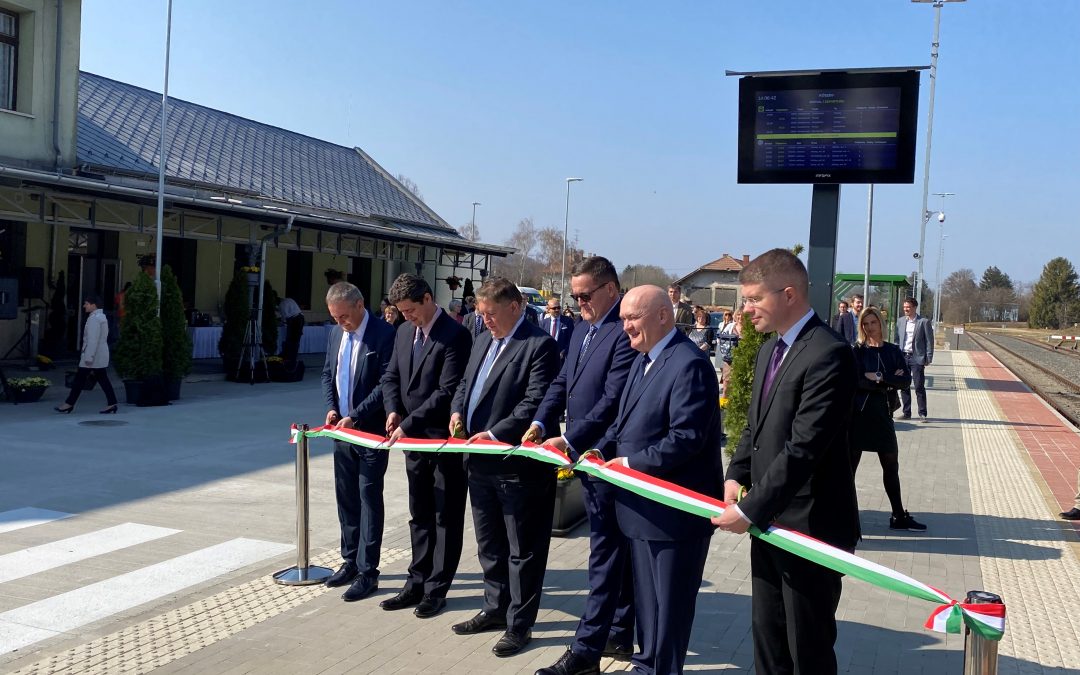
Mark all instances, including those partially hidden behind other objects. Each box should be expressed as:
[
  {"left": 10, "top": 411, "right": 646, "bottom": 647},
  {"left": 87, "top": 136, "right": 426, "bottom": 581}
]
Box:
[{"left": 80, "top": 1, "right": 1079, "bottom": 284}]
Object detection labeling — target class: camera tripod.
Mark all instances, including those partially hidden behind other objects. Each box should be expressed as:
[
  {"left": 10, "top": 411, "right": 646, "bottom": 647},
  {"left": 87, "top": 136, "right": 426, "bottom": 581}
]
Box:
[
  {"left": 3, "top": 302, "right": 46, "bottom": 366},
  {"left": 235, "top": 312, "right": 267, "bottom": 385}
]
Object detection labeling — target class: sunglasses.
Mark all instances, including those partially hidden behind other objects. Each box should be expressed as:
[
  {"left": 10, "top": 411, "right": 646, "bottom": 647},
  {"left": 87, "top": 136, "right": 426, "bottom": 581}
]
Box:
[{"left": 570, "top": 281, "right": 610, "bottom": 304}]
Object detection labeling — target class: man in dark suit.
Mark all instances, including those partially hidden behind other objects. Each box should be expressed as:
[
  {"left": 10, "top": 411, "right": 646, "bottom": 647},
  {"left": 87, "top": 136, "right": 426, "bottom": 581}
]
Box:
[
  {"left": 600, "top": 285, "right": 723, "bottom": 675},
  {"left": 528, "top": 257, "right": 638, "bottom": 675},
  {"left": 714, "top": 249, "right": 859, "bottom": 675},
  {"left": 463, "top": 306, "right": 488, "bottom": 339},
  {"left": 320, "top": 282, "right": 396, "bottom": 602},
  {"left": 667, "top": 283, "right": 694, "bottom": 334},
  {"left": 896, "top": 296, "right": 934, "bottom": 421},
  {"left": 831, "top": 300, "right": 856, "bottom": 344},
  {"left": 379, "top": 274, "right": 472, "bottom": 619},
  {"left": 449, "top": 277, "right": 561, "bottom": 658},
  {"left": 540, "top": 297, "right": 574, "bottom": 360}
]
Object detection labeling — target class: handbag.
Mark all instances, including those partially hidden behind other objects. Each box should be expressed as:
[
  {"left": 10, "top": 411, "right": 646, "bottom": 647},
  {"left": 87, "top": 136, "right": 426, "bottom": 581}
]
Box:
[{"left": 877, "top": 353, "right": 901, "bottom": 413}]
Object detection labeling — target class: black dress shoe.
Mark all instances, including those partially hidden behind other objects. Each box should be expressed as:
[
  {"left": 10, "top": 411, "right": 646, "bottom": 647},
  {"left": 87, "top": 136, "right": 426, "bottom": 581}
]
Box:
[
  {"left": 601, "top": 639, "right": 633, "bottom": 660},
  {"left": 1061, "top": 508, "right": 1080, "bottom": 521},
  {"left": 535, "top": 648, "right": 600, "bottom": 675},
  {"left": 379, "top": 589, "right": 423, "bottom": 611},
  {"left": 413, "top": 596, "right": 446, "bottom": 618},
  {"left": 492, "top": 629, "right": 531, "bottom": 657},
  {"left": 451, "top": 610, "right": 507, "bottom": 635},
  {"left": 341, "top": 576, "right": 378, "bottom": 602},
  {"left": 324, "top": 563, "right": 358, "bottom": 588}
]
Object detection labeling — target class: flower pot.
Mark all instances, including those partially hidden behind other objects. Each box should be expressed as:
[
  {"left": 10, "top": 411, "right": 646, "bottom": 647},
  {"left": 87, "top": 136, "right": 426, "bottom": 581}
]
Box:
[
  {"left": 551, "top": 475, "right": 587, "bottom": 536},
  {"left": 136, "top": 375, "right": 169, "bottom": 407},
  {"left": 123, "top": 379, "right": 142, "bottom": 405},
  {"left": 12, "top": 386, "right": 48, "bottom": 404},
  {"left": 165, "top": 377, "right": 182, "bottom": 401}
]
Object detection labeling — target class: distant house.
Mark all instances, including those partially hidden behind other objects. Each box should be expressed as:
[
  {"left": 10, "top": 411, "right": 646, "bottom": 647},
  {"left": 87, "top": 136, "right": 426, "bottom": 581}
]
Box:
[
  {"left": 674, "top": 254, "right": 751, "bottom": 310},
  {"left": 0, "top": 0, "right": 511, "bottom": 356}
]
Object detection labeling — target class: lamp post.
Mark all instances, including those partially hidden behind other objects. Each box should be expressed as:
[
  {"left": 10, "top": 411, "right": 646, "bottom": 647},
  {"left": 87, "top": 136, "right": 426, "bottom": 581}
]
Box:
[
  {"left": 154, "top": 0, "right": 174, "bottom": 313},
  {"left": 471, "top": 201, "right": 481, "bottom": 235},
  {"left": 912, "top": 0, "right": 964, "bottom": 308},
  {"left": 930, "top": 191, "right": 954, "bottom": 328},
  {"left": 561, "top": 177, "right": 583, "bottom": 300}
]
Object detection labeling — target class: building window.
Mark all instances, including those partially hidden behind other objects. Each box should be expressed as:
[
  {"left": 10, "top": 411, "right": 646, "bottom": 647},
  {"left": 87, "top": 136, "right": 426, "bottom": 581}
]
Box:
[
  {"left": 0, "top": 9, "right": 17, "bottom": 111},
  {"left": 285, "top": 250, "right": 313, "bottom": 310}
]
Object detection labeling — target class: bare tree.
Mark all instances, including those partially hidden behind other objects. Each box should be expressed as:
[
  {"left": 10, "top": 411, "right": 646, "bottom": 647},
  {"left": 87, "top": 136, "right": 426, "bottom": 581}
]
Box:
[
  {"left": 395, "top": 174, "right": 423, "bottom": 200},
  {"left": 621, "top": 264, "right": 674, "bottom": 290},
  {"left": 506, "top": 218, "right": 538, "bottom": 285},
  {"left": 458, "top": 221, "right": 481, "bottom": 242}
]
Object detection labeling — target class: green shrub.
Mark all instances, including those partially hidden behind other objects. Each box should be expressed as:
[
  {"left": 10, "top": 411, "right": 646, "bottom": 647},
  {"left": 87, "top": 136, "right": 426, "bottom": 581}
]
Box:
[
  {"left": 218, "top": 270, "right": 249, "bottom": 361},
  {"left": 724, "top": 312, "right": 769, "bottom": 454},
  {"left": 113, "top": 272, "right": 163, "bottom": 380},
  {"left": 261, "top": 280, "right": 280, "bottom": 356},
  {"left": 160, "top": 265, "right": 192, "bottom": 380}
]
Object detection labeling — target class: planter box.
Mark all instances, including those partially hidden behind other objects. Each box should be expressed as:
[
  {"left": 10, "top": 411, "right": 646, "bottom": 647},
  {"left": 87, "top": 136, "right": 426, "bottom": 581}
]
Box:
[
  {"left": 551, "top": 476, "right": 587, "bottom": 536},
  {"left": 12, "top": 386, "right": 48, "bottom": 404},
  {"left": 165, "top": 377, "right": 182, "bottom": 401},
  {"left": 123, "top": 379, "right": 141, "bottom": 405}
]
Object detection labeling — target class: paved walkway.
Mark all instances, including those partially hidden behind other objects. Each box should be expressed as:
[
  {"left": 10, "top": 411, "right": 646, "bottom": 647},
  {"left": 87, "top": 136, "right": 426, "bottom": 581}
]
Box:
[{"left": 0, "top": 348, "right": 1079, "bottom": 673}]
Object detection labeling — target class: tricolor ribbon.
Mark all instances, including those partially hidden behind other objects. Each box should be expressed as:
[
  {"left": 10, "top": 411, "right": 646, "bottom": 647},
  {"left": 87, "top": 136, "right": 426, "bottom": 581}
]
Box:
[{"left": 292, "top": 424, "right": 1005, "bottom": 641}]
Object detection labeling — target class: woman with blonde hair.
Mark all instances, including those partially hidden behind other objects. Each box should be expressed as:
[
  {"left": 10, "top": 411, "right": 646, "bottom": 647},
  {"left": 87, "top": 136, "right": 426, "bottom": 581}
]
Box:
[{"left": 850, "top": 306, "right": 926, "bottom": 531}]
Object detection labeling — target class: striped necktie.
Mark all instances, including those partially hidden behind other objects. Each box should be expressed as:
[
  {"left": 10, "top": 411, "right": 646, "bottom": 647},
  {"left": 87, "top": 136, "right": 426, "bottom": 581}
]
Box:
[{"left": 577, "top": 325, "right": 598, "bottom": 367}]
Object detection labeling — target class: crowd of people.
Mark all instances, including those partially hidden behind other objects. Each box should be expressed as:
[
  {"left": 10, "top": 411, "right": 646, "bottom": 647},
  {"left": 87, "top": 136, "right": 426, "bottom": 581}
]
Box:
[{"left": 313, "top": 248, "right": 945, "bottom": 675}]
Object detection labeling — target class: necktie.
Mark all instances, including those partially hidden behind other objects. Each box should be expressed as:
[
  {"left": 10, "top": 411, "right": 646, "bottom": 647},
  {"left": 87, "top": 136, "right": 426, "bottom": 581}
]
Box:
[
  {"left": 630, "top": 353, "right": 651, "bottom": 391},
  {"left": 550, "top": 317, "right": 558, "bottom": 337},
  {"left": 413, "top": 328, "right": 425, "bottom": 362},
  {"left": 337, "top": 331, "right": 354, "bottom": 417},
  {"left": 474, "top": 314, "right": 483, "bottom": 337},
  {"left": 467, "top": 338, "right": 504, "bottom": 430},
  {"left": 577, "top": 325, "right": 598, "bottom": 367},
  {"left": 761, "top": 339, "right": 788, "bottom": 400}
]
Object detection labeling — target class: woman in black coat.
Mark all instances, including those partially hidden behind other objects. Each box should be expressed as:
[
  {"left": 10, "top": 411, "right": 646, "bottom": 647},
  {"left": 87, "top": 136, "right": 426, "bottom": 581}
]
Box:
[{"left": 850, "top": 306, "right": 926, "bottom": 531}]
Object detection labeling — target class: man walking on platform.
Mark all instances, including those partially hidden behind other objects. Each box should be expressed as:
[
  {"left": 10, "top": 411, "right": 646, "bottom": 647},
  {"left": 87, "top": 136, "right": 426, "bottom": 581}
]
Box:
[
  {"left": 896, "top": 296, "right": 934, "bottom": 421},
  {"left": 380, "top": 274, "right": 472, "bottom": 619},
  {"left": 714, "top": 249, "right": 858, "bottom": 675},
  {"left": 528, "top": 257, "right": 638, "bottom": 675},
  {"left": 449, "top": 278, "right": 561, "bottom": 658},
  {"left": 320, "top": 282, "right": 395, "bottom": 602},
  {"left": 600, "top": 285, "right": 723, "bottom": 675}
]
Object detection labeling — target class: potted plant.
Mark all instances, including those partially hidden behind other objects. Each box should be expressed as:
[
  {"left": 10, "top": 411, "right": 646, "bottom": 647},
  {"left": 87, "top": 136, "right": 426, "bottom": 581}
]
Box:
[
  {"left": 261, "top": 279, "right": 281, "bottom": 358},
  {"left": 6, "top": 376, "right": 51, "bottom": 404},
  {"left": 445, "top": 275, "right": 461, "bottom": 291},
  {"left": 113, "top": 271, "right": 166, "bottom": 405},
  {"left": 723, "top": 311, "right": 768, "bottom": 454},
  {"left": 160, "top": 265, "right": 192, "bottom": 401},
  {"left": 551, "top": 466, "right": 587, "bottom": 536}
]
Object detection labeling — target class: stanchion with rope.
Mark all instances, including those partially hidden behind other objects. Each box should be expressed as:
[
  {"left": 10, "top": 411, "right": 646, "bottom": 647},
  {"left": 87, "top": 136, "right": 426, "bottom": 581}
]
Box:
[
  {"left": 272, "top": 423, "right": 333, "bottom": 585},
  {"left": 963, "top": 591, "right": 1004, "bottom": 675}
]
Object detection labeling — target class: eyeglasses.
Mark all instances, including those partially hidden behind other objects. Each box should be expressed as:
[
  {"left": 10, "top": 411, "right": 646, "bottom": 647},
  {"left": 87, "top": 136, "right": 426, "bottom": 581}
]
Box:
[
  {"left": 570, "top": 281, "right": 610, "bottom": 304},
  {"left": 742, "top": 288, "right": 787, "bottom": 307}
]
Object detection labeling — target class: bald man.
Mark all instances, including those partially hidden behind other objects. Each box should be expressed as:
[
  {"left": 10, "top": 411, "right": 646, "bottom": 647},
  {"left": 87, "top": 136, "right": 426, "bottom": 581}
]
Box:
[{"left": 599, "top": 285, "right": 723, "bottom": 675}]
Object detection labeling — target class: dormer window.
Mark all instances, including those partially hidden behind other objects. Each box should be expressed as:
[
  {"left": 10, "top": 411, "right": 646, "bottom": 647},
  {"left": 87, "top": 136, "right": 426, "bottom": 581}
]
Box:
[{"left": 0, "top": 8, "right": 16, "bottom": 111}]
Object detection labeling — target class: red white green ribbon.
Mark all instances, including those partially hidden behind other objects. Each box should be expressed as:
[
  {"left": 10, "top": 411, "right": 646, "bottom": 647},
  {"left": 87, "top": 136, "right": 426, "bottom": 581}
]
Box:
[{"left": 291, "top": 424, "right": 1005, "bottom": 641}]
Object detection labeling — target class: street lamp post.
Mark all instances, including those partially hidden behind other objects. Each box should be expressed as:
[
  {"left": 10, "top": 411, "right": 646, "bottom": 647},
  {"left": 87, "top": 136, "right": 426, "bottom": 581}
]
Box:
[
  {"left": 930, "top": 191, "right": 954, "bottom": 328},
  {"left": 561, "top": 177, "right": 583, "bottom": 300},
  {"left": 471, "top": 201, "right": 481, "bottom": 236},
  {"left": 913, "top": 0, "right": 964, "bottom": 308}
]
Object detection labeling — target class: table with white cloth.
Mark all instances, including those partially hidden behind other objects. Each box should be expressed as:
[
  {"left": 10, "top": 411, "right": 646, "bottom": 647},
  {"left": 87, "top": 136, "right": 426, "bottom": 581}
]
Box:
[{"left": 188, "top": 324, "right": 333, "bottom": 359}]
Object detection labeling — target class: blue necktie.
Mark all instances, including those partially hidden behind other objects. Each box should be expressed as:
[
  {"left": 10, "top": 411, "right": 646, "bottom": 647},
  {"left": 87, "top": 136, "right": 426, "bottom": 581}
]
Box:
[
  {"left": 412, "top": 328, "right": 425, "bottom": 366},
  {"left": 577, "top": 325, "right": 598, "bottom": 367},
  {"left": 337, "top": 331, "right": 354, "bottom": 417},
  {"left": 474, "top": 314, "right": 484, "bottom": 336},
  {"left": 630, "top": 353, "right": 651, "bottom": 391},
  {"left": 467, "top": 338, "right": 504, "bottom": 430}
]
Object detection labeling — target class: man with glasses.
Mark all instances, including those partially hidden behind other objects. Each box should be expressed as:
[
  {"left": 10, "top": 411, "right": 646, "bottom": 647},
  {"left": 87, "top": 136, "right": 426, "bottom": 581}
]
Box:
[
  {"left": 541, "top": 297, "right": 574, "bottom": 361},
  {"left": 449, "top": 278, "right": 561, "bottom": 658},
  {"left": 713, "top": 249, "right": 858, "bottom": 675},
  {"left": 528, "top": 257, "right": 638, "bottom": 675}
]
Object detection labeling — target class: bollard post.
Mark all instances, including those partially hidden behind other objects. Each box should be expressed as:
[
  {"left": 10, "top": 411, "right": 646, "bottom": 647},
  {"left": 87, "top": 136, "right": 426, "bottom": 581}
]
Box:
[
  {"left": 962, "top": 590, "right": 1002, "bottom": 675},
  {"left": 273, "top": 424, "right": 333, "bottom": 585}
]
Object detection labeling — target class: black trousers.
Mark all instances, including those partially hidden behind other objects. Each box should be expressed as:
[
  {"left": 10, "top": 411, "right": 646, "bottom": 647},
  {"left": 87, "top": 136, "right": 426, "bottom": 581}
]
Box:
[
  {"left": 403, "top": 451, "right": 468, "bottom": 599},
  {"left": 572, "top": 476, "right": 635, "bottom": 661},
  {"left": 333, "top": 440, "right": 388, "bottom": 580},
  {"left": 750, "top": 537, "right": 843, "bottom": 675},
  {"left": 282, "top": 315, "right": 305, "bottom": 365},
  {"left": 65, "top": 367, "right": 117, "bottom": 407},
  {"left": 468, "top": 469, "right": 555, "bottom": 633},
  {"left": 630, "top": 536, "right": 710, "bottom": 675}
]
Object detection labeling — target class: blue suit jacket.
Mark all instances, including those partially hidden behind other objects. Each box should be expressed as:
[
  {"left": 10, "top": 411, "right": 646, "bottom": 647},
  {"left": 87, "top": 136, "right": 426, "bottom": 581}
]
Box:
[
  {"left": 321, "top": 313, "right": 395, "bottom": 435},
  {"left": 534, "top": 300, "right": 636, "bottom": 458},
  {"left": 601, "top": 330, "right": 723, "bottom": 541},
  {"left": 540, "top": 314, "right": 574, "bottom": 356}
]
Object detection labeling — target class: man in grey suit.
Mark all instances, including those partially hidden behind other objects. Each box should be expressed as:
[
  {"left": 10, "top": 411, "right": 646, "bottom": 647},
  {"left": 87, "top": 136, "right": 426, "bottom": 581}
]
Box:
[
  {"left": 449, "top": 277, "right": 561, "bottom": 658},
  {"left": 320, "top": 282, "right": 395, "bottom": 602},
  {"left": 667, "top": 283, "right": 694, "bottom": 334},
  {"left": 896, "top": 296, "right": 934, "bottom": 421}
]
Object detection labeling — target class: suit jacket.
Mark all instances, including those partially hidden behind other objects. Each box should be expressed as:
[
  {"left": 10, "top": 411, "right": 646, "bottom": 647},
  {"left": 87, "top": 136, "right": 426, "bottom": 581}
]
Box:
[
  {"left": 462, "top": 311, "right": 487, "bottom": 338},
  {"left": 673, "top": 301, "right": 694, "bottom": 334},
  {"left": 601, "top": 331, "right": 723, "bottom": 541},
  {"left": 540, "top": 314, "right": 574, "bottom": 356},
  {"left": 321, "top": 313, "right": 395, "bottom": 435},
  {"left": 831, "top": 311, "right": 856, "bottom": 344},
  {"left": 382, "top": 310, "right": 472, "bottom": 439},
  {"left": 451, "top": 318, "right": 560, "bottom": 477},
  {"left": 80, "top": 309, "right": 110, "bottom": 368},
  {"left": 895, "top": 314, "right": 934, "bottom": 365},
  {"left": 534, "top": 299, "right": 636, "bottom": 458},
  {"left": 727, "top": 314, "right": 859, "bottom": 551}
]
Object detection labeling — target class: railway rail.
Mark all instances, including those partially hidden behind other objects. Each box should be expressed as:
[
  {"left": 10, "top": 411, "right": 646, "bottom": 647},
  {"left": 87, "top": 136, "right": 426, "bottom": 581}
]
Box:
[{"left": 968, "top": 331, "right": 1080, "bottom": 428}]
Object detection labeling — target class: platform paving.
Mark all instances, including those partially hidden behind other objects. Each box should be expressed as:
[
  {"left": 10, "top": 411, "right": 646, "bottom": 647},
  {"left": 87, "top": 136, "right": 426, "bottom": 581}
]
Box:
[{"left": 0, "top": 348, "right": 1078, "bottom": 674}]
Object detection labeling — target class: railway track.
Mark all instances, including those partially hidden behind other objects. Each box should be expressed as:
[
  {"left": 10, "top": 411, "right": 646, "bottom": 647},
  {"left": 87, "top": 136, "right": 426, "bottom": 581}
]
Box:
[{"left": 968, "top": 331, "right": 1080, "bottom": 428}]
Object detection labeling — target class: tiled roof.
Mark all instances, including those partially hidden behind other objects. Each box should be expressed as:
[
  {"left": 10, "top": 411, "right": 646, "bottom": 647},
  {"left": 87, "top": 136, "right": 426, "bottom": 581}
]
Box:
[
  {"left": 699, "top": 254, "right": 747, "bottom": 272},
  {"left": 76, "top": 71, "right": 451, "bottom": 232}
]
